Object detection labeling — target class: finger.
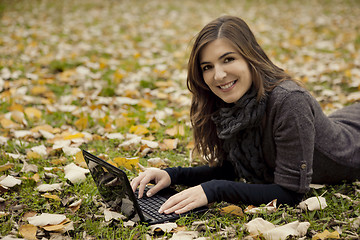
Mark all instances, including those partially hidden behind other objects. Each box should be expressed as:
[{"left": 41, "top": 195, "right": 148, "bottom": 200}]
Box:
[
  {"left": 130, "top": 176, "right": 141, "bottom": 192},
  {"left": 163, "top": 198, "right": 193, "bottom": 214},
  {"left": 158, "top": 193, "right": 187, "bottom": 213},
  {"left": 146, "top": 179, "right": 167, "bottom": 197},
  {"left": 138, "top": 175, "right": 153, "bottom": 198}
]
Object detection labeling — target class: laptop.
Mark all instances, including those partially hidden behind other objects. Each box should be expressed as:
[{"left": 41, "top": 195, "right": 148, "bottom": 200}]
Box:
[{"left": 82, "top": 150, "right": 207, "bottom": 224}]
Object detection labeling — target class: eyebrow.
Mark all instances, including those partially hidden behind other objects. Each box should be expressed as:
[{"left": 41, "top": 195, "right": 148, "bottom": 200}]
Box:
[{"left": 200, "top": 51, "right": 236, "bottom": 65}]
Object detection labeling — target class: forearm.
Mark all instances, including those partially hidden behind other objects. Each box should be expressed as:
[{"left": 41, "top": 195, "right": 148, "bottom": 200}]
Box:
[{"left": 201, "top": 180, "right": 304, "bottom": 206}]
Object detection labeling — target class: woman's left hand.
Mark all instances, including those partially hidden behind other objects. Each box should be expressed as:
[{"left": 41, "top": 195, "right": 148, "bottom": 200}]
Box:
[{"left": 158, "top": 185, "right": 208, "bottom": 214}]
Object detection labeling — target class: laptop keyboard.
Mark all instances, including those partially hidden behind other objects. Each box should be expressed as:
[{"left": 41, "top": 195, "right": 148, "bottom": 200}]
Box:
[{"left": 135, "top": 188, "right": 179, "bottom": 221}]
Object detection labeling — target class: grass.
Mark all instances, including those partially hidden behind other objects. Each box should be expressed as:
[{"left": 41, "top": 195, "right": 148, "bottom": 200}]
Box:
[{"left": 1, "top": 0, "right": 360, "bottom": 239}]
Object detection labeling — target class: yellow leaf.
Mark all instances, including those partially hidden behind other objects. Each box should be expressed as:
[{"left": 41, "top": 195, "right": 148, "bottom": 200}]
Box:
[
  {"left": 8, "top": 103, "right": 24, "bottom": 112},
  {"left": 27, "top": 151, "right": 41, "bottom": 159},
  {"left": 74, "top": 151, "right": 87, "bottom": 168},
  {"left": 149, "top": 117, "right": 161, "bottom": 131},
  {"left": 42, "top": 193, "right": 61, "bottom": 201},
  {"left": 113, "top": 70, "right": 124, "bottom": 84},
  {"left": 129, "top": 125, "right": 149, "bottom": 135},
  {"left": 106, "top": 159, "right": 118, "bottom": 167},
  {"left": 19, "top": 224, "right": 38, "bottom": 240},
  {"left": 113, "top": 157, "right": 139, "bottom": 171},
  {"left": 220, "top": 205, "right": 244, "bottom": 217},
  {"left": 74, "top": 117, "right": 88, "bottom": 131},
  {"left": 115, "top": 117, "right": 131, "bottom": 128},
  {"left": 31, "top": 173, "right": 40, "bottom": 182},
  {"left": 24, "top": 107, "right": 42, "bottom": 120},
  {"left": 30, "top": 85, "right": 48, "bottom": 95},
  {"left": 0, "top": 163, "right": 14, "bottom": 172},
  {"left": 312, "top": 230, "right": 340, "bottom": 240},
  {"left": 124, "top": 89, "right": 140, "bottom": 98},
  {"left": 138, "top": 99, "right": 156, "bottom": 108},
  {"left": 31, "top": 124, "right": 55, "bottom": 133},
  {"left": 63, "top": 132, "right": 85, "bottom": 140},
  {"left": 165, "top": 125, "right": 185, "bottom": 136},
  {"left": 0, "top": 118, "right": 20, "bottom": 129}
]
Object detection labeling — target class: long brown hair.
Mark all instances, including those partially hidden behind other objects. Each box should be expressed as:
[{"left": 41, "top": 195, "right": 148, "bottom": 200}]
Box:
[{"left": 187, "top": 16, "right": 299, "bottom": 166}]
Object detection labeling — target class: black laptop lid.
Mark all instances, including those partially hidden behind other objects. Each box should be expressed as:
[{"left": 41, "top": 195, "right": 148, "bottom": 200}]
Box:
[{"left": 82, "top": 150, "right": 145, "bottom": 222}]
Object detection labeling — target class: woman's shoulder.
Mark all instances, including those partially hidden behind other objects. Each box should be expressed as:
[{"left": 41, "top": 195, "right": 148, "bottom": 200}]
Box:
[{"left": 267, "top": 80, "right": 316, "bottom": 111}]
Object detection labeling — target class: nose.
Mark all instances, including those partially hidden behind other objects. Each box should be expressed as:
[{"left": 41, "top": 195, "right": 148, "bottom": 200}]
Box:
[{"left": 214, "top": 66, "right": 226, "bottom": 81}]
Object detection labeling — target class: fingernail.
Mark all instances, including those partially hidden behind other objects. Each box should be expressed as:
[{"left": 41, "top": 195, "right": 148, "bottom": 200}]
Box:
[{"left": 147, "top": 192, "right": 152, "bottom": 197}]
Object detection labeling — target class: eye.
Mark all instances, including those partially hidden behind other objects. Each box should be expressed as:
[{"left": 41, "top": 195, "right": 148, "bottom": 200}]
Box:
[
  {"left": 202, "top": 65, "right": 212, "bottom": 72},
  {"left": 224, "top": 57, "right": 235, "bottom": 63}
]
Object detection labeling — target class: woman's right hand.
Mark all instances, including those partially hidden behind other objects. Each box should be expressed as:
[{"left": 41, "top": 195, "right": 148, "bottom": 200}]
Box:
[{"left": 130, "top": 168, "right": 171, "bottom": 198}]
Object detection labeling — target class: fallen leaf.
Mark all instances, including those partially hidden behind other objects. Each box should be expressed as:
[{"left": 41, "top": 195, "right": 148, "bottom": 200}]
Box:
[
  {"left": 19, "top": 224, "right": 38, "bottom": 240},
  {"left": 149, "top": 222, "right": 178, "bottom": 234},
  {"left": 0, "top": 163, "right": 14, "bottom": 172},
  {"left": 138, "top": 98, "right": 156, "bottom": 109},
  {"left": 27, "top": 213, "right": 67, "bottom": 227},
  {"left": 1, "top": 118, "right": 20, "bottom": 129},
  {"left": 147, "top": 158, "right": 168, "bottom": 168},
  {"left": 0, "top": 175, "right": 22, "bottom": 188},
  {"left": 129, "top": 125, "right": 150, "bottom": 135},
  {"left": 36, "top": 183, "right": 63, "bottom": 192},
  {"left": 171, "top": 231, "right": 199, "bottom": 240},
  {"left": 245, "top": 218, "right": 310, "bottom": 240},
  {"left": 312, "top": 230, "right": 340, "bottom": 240},
  {"left": 244, "top": 199, "right": 277, "bottom": 214},
  {"left": 299, "top": 196, "right": 327, "bottom": 211},
  {"left": 42, "top": 218, "right": 72, "bottom": 232},
  {"left": 159, "top": 139, "right": 178, "bottom": 150},
  {"left": 63, "top": 132, "right": 85, "bottom": 140},
  {"left": 24, "top": 107, "right": 42, "bottom": 120},
  {"left": 165, "top": 125, "right": 185, "bottom": 137},
  {"left": 113, "top": 157, "right": 139, "bottom": 171},
  {"left": 64, "top": 163, "right": 90, "bottom": 184},
  {"left": 74, "top": 151, "right": 87, "bottom": 168},
  {"left": 104, "top": 209, "right": 126, "bottom": 222},
  {"left": 220, "top": 205, "right": 244, "bottom": 216},
  {"left": 41, "top": 193, "right": 61, "bottom": 201},
  {"left": 74, "top": 116, "right": 88, "bottom": 131}
]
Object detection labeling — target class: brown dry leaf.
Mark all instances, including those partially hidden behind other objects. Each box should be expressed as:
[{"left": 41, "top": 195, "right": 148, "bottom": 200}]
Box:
[
  {"left": 113, "top": 157, "right": 139, "bottom": 171},
  {"left": 74, "top": 116, "right": 88, "bottom": 131},
  {"left": 244, "top": 199, "right": 277, "bottom": 214},
  {"left": 30, "top": 124, "right": 56, "bottom": 133},
  {"left": 159, "top": 139, "right": 179, "bottom": 150},
  {"left": 24, "top": 107, "right": 42, "bottom": 120},
  {"left": 11, "top": 110, "right": 26, "bottom": 124},
  {"left": 165, "top": 125, "right": 185, "bottom": 137},
  {"left": 312, "top": 230, "right": 340, "bottom": 240},
  {"left": 69, "top": 199, "right": 82, "bottom": 213},
  {"left": 8, "top": 103, "right": 24, "bottom": 112},
  {"left": 129, "top": 125, "right": 150, "bottom": 135},
  {"left": 19, "top": 224, "right": 38, "bottom": 240},
  {"left": 220, "top": 205, "right": 244, "bottom": 216},
  {"left": 42, "top": 218, "right": 72, "bottom": 232},
  {"left": 149, "top": 222, "right": 178, "bottom": 234},
  {"left": 0, "top": 163, "right": 14, "bottom": 172}
]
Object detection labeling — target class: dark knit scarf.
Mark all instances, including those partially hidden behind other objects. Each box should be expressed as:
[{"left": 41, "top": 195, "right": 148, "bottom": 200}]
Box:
[{"left": 211, "top": 86, "right": 269, "bottom": 183}]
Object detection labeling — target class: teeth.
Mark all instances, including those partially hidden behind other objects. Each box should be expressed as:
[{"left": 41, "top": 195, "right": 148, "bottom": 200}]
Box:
[{"left": 219, "top": 81, "right": 235, "bottom": 89}]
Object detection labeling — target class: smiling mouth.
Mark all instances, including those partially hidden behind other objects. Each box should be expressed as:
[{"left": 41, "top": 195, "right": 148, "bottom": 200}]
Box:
[{"left": 218, "top": 80, "right": 237, "bottom": 90}]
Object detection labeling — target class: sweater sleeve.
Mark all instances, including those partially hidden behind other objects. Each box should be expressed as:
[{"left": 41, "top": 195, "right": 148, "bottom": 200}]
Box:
[
  {"left": 201, "top": 180, "right": 303, "bottom": 206},
  {"left": 272, "top": 91, "right": 315, "bottom": 193},
  {"left": 164, "top": 160, "right": 237, "bottom": 186}
]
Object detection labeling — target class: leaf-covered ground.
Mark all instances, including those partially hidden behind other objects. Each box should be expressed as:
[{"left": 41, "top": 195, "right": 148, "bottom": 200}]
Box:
[{"left": 1, "top": 0, "right": 360, "bottom": 239}]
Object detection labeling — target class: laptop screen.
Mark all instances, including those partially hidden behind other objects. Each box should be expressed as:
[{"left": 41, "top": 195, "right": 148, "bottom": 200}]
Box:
[{"left": 85, "top": 152, "right": 142, "bottom": 222}]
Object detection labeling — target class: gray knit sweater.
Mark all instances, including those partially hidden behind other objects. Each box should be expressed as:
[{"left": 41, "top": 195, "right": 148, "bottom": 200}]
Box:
[{"left": 263, "top": 80, "right": 360, "bottom": 193}]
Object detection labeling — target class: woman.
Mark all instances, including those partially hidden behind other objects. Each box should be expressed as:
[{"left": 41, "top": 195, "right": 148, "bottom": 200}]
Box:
[{"left": 130, "top": 16, "right": 360, "bottom": 215}]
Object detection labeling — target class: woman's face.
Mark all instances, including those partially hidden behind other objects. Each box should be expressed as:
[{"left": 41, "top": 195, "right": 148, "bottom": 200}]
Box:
[{"left": 199, "top": 38, "right": 252, "bottom": 104}]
